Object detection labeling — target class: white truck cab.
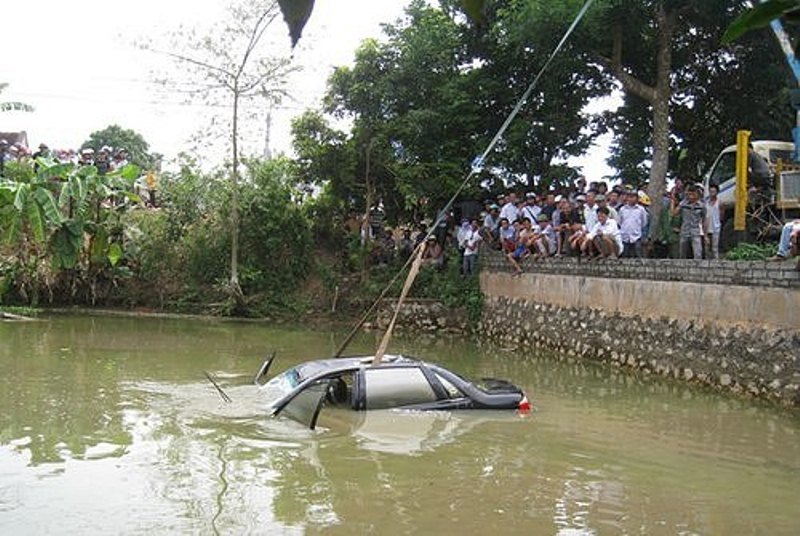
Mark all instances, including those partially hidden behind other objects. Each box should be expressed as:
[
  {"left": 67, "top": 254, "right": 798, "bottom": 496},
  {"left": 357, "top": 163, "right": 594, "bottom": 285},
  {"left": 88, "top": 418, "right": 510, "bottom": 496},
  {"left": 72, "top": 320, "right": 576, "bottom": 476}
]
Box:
[{"left": 703, "top": 140, "right": 795, "bottom": 209}]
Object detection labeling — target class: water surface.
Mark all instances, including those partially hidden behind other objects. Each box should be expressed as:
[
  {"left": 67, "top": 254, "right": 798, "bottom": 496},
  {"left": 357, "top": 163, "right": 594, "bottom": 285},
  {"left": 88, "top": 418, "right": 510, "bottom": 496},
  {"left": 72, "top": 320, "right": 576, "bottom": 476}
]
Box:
[{"left": 1, "top": 315, "right": 798, "bottom": 534}]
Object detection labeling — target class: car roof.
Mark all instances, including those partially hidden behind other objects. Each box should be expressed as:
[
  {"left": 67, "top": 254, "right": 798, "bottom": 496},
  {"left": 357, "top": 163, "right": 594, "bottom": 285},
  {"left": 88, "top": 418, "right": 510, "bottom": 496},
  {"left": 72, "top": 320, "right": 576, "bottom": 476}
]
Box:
[{"left": 293, "top": 354, "right": 422, "bottom": 380}]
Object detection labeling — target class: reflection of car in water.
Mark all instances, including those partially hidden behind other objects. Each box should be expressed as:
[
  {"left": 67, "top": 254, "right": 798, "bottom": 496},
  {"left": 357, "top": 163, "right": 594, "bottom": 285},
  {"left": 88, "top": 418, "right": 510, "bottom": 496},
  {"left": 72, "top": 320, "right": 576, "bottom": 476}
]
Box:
[
  {"left": 256, "top": 355, "right": 531, "bottom": 429},
  {"left": 329, "top": 408, "right": 525, "bottom": 455}
]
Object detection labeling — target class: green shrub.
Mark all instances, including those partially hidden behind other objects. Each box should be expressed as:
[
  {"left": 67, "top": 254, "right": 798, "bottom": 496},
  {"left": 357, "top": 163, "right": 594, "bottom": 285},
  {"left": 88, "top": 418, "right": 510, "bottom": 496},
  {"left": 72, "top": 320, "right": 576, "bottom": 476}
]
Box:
[{"left": 724, "top": 242, "right": 777, "bottom": 261}]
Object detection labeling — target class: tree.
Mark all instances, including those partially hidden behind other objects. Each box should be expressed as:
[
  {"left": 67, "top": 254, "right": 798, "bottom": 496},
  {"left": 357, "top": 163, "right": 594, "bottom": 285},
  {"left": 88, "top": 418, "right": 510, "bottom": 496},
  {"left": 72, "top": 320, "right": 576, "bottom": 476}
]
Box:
[
  {"left": 0, "top": 83, "right": 33, "bottom": 113},
  {"left": 82, "top": 124, "right": 159, "bottom": 171},
  {"left": 149, "top": 0, "right": 295, "bottom": 303},
  {"left": 306, "top": 0, "right": 606, "bottom": 218},
  {"left": 464, "top": 0, "right": 609, "bottom": 188},
  {"left": 291, "top": 110, "right": 357, "bottom": 206},
  {"left": 508, "top": 1, "right": 793, "bottom": 235}
]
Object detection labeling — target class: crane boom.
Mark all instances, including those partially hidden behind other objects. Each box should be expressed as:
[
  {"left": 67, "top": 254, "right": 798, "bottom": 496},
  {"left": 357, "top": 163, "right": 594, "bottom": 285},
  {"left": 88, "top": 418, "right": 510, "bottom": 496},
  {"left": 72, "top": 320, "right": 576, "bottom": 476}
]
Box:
[{"left": 768, "top": 16, "right": 800, "bottom": 160}]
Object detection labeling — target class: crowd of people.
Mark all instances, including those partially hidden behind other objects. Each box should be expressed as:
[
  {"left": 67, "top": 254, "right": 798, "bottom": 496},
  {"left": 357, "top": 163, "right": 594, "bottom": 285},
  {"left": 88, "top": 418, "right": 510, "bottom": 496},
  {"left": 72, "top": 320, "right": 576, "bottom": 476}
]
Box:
[
  {"left": 359, "top": 176, "right": 734, "bottom": 278},
  {"left": 0, "top": 140, "right": 130, "bottom": 176}
]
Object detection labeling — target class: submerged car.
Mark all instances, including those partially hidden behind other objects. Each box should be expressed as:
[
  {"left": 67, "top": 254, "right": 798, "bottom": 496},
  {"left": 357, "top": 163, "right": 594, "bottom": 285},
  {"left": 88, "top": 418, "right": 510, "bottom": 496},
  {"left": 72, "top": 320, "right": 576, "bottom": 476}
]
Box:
[{"left": 255, "top": 354, "right": 531, "bottom": 429}]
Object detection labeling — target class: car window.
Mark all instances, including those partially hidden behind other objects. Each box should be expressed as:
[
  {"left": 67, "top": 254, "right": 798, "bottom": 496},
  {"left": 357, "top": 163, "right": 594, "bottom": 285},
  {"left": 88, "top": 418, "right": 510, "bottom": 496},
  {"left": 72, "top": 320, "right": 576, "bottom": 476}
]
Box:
[
  {"left": 434, "top": 372, "right": 463, "bottom": 399},
  {"left": 275, "top": 379, "right": 330, "bottom": 429},
  {"left": 260, "top": 367, "right": 301, "bottom": 406},
  {"left": 363, "top": 367, "right": 437, "bottom": 409}
]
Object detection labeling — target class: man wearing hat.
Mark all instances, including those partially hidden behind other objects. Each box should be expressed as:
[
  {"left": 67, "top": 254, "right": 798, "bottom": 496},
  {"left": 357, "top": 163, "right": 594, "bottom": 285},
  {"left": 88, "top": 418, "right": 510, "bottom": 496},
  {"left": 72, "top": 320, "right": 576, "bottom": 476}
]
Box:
[
  {"left": 33, "top": 143, "right": 50, "bottom": 160},
  {"left": 481, "top": 204, "right": 501, "bottom": 246},
  {"left": 79, "top": 147, "right": 95, "bottom": 166},
  {"left": 520, "top": 192, "right": 540, "bottom": 224},
  {"left": 32, "top": 143, "right": 51, "bottom": 172},
  {"left": 595, "top": 193, "right": 618, "bottom": 222},
  {"left": 422, "top": 235, "right": 444, "bottom": 270},
  {"left": 532, "top": 213, "right": 557, "bottom": 257}
]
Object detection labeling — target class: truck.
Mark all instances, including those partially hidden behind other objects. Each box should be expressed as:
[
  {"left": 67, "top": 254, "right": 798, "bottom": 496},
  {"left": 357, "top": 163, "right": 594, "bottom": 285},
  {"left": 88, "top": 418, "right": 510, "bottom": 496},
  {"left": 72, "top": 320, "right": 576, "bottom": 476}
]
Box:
[{"left": 703, "top": 139, "right": 800, "bottom": 250}]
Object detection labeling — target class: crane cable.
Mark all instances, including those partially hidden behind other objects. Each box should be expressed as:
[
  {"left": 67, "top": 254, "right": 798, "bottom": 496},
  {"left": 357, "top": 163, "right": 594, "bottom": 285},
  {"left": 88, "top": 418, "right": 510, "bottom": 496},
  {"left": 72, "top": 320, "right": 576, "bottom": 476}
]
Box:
[{"left": 339, "top": 0, "right": 597, "bottom": 363}]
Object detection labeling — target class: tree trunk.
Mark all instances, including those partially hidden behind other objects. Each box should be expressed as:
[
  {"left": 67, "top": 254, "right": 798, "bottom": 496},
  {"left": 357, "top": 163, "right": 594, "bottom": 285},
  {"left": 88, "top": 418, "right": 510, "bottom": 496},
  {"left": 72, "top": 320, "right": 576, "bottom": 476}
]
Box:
[
  {"left": 230, "top": 88, "right": 243, "bottom": 302},
  {"left": 645, "top": 5, "right": 674, "bottom": 240},
  {"left": 605, "top": 3, "right": 675, "bottom": 239},
  {"left": 646, "top": 90, "right": 671, "bottom": 239}
]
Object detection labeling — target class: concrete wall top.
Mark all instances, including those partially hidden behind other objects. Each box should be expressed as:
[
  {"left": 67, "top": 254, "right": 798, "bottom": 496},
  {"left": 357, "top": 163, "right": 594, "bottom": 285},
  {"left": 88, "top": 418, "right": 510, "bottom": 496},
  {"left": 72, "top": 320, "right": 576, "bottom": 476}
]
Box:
[{"left": 481, "top": 251, "right": 800, "bottom": 290}]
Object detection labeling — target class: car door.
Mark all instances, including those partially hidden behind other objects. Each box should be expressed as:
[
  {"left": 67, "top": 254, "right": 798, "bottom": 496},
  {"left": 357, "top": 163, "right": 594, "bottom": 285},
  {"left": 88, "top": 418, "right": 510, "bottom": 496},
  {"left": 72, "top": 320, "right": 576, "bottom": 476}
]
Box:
[
  {"left": 272, "top": 379, "right": 332, "bottom": 430},
  {"left": 358, "top": 366, "right": 439, "bottom": 410}
]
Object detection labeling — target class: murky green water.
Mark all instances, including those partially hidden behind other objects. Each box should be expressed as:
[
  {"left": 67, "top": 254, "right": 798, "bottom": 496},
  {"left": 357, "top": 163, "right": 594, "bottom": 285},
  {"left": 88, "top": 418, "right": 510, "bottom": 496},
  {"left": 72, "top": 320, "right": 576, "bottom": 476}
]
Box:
[{"left": 1, "top": 314, "right": 798, "bottom": 535}]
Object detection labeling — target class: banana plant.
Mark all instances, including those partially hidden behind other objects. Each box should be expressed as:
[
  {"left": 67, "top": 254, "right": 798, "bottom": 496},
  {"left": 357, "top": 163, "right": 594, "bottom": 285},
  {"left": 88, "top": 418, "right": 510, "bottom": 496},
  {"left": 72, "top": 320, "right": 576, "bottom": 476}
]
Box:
[
  {"left": 723, "top": 0, "right": 800, "bottom": 43},
  {"left": 0, "top": 159, "right": 140, "bottom": 303},
  {"left": 0, "top": 165, "right": 62, "bottom": 247},
  {"left": 0, "top": 161, "right": 63, "bottom": 303}
]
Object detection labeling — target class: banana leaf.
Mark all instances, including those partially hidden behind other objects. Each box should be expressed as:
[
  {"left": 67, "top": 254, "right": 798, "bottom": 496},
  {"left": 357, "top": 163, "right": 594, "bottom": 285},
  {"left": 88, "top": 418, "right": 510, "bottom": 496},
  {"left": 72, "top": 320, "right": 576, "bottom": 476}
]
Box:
[{"left": 723, "top": 0, "right": 800, "bottom": 43}]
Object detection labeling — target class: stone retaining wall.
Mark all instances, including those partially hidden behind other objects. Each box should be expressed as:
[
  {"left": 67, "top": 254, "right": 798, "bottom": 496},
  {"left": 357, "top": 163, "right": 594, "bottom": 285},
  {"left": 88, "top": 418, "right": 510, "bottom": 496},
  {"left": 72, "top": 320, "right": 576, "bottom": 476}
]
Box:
[
  {"left": 372, "top": 298, "right": 468, "bottom": 333},
  {"left": 479, "top": 253, "right": 800, "bottom": 407}
]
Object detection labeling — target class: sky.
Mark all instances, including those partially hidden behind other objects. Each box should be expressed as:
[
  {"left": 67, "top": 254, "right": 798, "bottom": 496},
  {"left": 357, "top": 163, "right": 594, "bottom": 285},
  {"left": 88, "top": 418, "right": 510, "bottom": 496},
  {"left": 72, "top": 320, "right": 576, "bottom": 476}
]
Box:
[{"left": 0, "top": 0, "right": 613, "bottom": 179}]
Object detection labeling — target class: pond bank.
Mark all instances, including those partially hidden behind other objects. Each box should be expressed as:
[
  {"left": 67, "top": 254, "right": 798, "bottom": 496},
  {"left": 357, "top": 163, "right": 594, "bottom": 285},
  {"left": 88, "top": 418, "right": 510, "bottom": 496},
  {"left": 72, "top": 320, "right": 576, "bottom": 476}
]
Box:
[{"left": 478, "top": 253, "right": 800, "bottom": 407}]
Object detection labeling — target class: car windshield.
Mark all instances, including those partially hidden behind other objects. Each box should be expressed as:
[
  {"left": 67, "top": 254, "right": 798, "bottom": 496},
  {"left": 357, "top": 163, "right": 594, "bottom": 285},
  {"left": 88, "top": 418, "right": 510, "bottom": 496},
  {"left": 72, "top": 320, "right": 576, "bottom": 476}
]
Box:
[{"left": 260, "top": 367, "right": 302, "bottom": 406}]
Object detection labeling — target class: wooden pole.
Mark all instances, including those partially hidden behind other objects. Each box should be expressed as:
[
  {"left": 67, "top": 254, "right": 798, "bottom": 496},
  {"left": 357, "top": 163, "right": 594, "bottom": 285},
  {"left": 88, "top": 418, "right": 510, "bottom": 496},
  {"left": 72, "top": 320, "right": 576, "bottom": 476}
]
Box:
[{"left": 373, "top": 243, "right": 426, "bottom": 365}]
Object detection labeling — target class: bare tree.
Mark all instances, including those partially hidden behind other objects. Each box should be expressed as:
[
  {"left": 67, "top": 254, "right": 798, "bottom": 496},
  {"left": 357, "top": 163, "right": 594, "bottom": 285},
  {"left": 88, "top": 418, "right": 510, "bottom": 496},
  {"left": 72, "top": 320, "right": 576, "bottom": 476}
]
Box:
[{"left": 148, "top": 0, "right": 296, "bottom": 302}]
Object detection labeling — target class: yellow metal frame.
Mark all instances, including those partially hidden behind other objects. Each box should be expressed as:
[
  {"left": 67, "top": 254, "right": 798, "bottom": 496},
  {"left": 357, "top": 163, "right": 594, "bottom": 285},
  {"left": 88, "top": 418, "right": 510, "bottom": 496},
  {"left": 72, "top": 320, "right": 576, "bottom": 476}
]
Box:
[{"left": 734, "top": 130, "right": 750, "bottom": 231}]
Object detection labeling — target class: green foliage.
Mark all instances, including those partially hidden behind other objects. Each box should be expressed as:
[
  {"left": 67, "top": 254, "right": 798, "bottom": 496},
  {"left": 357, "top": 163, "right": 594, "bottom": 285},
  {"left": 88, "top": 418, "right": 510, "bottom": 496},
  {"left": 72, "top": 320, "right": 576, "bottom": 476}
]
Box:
[
  {"left": 50, "top": 221, "right": 83, "bottom": 270},
  {"left": 353, "top": 246, "right": 484, "bottom": 328},
  {"left": 119, "top": 157, "right": 313, "bottom": 316},
  {"left": 723, "top": 0, "right": 800, "bottom": 43},
  {"left": 238, "top": 157, "right": 312, "bottom": 297},
  {"left": 0, "top": 159, "right": 141, "bottom": 304},
  {"left": 295, "top": 0, "right": 610, "bottom": 224},
  {"left": 0, "top": 305, "right": 39, "bottom": 316},
  {"left": 724, "top": 242, "right": 778, "bottom": 261}
]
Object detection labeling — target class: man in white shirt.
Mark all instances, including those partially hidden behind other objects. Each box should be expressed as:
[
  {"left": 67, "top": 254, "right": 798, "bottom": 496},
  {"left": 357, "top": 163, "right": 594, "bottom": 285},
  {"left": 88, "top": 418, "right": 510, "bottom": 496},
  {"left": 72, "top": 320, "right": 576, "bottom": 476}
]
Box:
[
  {"left": 583, "top": 206, "right": 623, "bottom": 258},
  {"left": 618, "top": 190, "right": 648, "bottom": 258},
  {"left": 583, "top": 191, "right": 599, "bottom": 231},
  {"left": 704, "top": 184, "right": 723, "bottom": 260},
  {"left": 532, "top": 213, "right": 557, "bottom": 257},
  {"left": 462, "top": 219, "right": 482, "bottom": 276},
  {"left": 520, "top": 192, "right": 540, "bottom": 224},
  {"left": 499, "top": 192, "right": 520, "bottom": 224}
]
